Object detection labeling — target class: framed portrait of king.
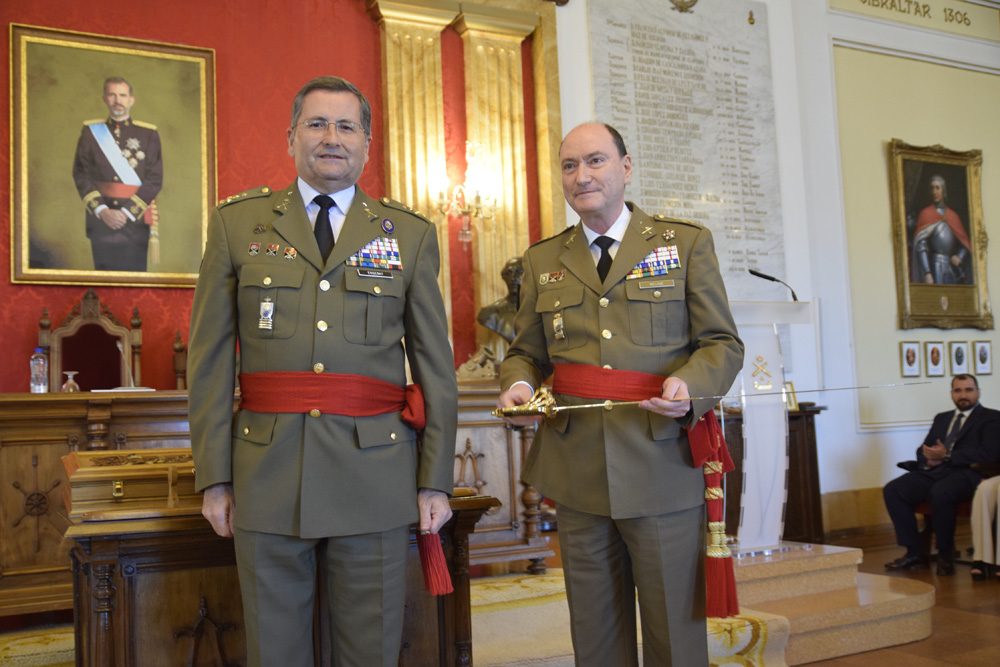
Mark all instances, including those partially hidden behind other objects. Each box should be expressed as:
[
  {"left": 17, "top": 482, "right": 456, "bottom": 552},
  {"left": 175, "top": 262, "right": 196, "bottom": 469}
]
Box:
[
  {"left": 888, "top": 139, "right": 991, "bottom": 330},
  {"left": 11, "top": 24, "right": 216, "bottom": 287}
]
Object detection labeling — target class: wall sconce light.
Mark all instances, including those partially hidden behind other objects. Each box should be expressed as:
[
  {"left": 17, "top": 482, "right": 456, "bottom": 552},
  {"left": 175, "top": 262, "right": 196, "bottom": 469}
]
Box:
[{"left": 437, "top": 142, "right": 496, "bottom": 246}]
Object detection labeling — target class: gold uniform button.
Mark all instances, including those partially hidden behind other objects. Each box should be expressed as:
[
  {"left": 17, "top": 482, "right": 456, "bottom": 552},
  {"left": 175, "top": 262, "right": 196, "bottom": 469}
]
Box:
[
  {"left": 243, "top": 427, "right": 250, "bottom": 435},
  {"left": 603, "top": 364, "right": 612, "bottom": 370},
  {"left": 319, "top": 280, "right": 330, "bottom": 291},
  {"left": 373, "top": 285, "right": 382, "bottom": 295},
  {"left": 263, "top": 276, "right": 272, "bottom": 286},
  {"left": 554, "top": 299, "right": 561, "bottom": 308},
  {"left": 602, "top": 329, "right": 612, "bottom": 339},
  {"left": 317, "top": 320, "right": 328, "bottom": 332},
  {"left": 381, "top": 197, "right": 390, "bottom": 204},
  {"left": 313, "top": 363, "right": 325, "bottom": 374},
  {"left": 653, "top": 290, "right": 662, "bottom": 298},
  {"left": 599, "top": 297, "right": 609, "bottom": 307},
  {"left": 390, "top": 432, "right": 397, "bottom": 440},
  {"left": 262, "top": 187, "right": 271, "bottom": 194},
  {"left": 309, "top": 409, "right": 321, "bottom": 418}
]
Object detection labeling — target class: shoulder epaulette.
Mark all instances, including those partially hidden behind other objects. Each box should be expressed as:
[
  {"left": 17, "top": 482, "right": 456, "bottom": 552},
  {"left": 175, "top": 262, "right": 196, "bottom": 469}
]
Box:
[
  {"left": 83, "top": 119, "right": 104, "bottom": 126},
  {"left": 377, "top": 196, "right": 432, "bottom": 224},
  {"left": 528, "top": 224, "right": 575, "bottom": 249},
  {"left": 218, "top": 186, "right": 273, "bottom": 208},
  {"left": 652, "top": 213, "right": 703, "bottom": 229},
  {"left": 132, "top": 119, "right": 158, "bottom": 130}
]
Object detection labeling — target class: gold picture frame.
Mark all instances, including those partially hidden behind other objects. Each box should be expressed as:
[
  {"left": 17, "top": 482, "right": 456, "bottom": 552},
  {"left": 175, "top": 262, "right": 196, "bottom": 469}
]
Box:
[
  {"left": 783, "top": 381, "right": 798, "bottom": 412},
  {"left": 888, "top": 139, "right": 991, "bottom": 330},
  {"left": 949, "top": 341, "right": 969, "bottom": 375},
  {"left": 900, "top": 341, "right": 920, "bottom": 377},
  {"left": 11, "top": 24, "right": 216, "bottom": 287},
  {"left": 925, "top": 341, "right": 945, "bottom": 377},
  {"left": 973, "top": 341, "right": 992, "bottom": 375}
]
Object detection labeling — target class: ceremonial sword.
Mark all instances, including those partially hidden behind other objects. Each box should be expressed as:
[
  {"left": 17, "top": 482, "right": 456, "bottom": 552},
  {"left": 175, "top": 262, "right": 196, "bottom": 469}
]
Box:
[{"left": 491, "top": 382, "right": 930, "bottom": 419}]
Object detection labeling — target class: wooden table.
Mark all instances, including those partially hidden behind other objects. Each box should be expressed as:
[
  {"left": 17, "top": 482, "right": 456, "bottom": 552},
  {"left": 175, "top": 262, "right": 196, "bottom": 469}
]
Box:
[{"left": 65, "top": 496, "right": 499, "bottom": 667}]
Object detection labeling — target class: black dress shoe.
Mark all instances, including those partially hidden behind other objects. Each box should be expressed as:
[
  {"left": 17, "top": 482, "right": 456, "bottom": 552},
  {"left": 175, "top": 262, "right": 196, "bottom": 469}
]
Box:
[
  {"left": 936, "top": 557, "right": 955, "bottom": 576},
  {"left": 885, "top": 554, "right": 929, "bottom": 570},
  {"left": 971, "top": 561, "right": 988, "bottom": 581}
]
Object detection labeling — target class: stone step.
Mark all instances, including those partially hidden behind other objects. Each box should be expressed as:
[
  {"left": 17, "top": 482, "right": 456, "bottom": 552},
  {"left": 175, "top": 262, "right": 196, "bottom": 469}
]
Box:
[
  {"left": 746, "top": 572, "right": 935, "bottom": 665},
  {"left": 734, "top": 542, "right": 863, "bottom": 606}
]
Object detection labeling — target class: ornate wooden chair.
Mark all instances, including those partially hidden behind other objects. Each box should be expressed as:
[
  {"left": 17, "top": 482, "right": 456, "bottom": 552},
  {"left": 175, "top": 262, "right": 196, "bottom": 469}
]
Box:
[{"left": 38, "top": 289, "right": 142, "bottom": 391}]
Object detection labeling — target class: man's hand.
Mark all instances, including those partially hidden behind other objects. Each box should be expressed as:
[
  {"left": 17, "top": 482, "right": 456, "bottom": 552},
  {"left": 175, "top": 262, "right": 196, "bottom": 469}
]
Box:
[
  {"left": 497, "top": 383, "right": 542, "bottom": 428},
  {"left": 640, "top": 376, "right": 691, "bottom": 418},
  {"left": 951, "top": 254, "right": 963, "bottom": 268},
  {"left": 202, "top": 482, "right": 236, "bottom": 538},
  {"left": 923, "top": 440, "right": 948, "bottom": 467},
  {"left": 98, "top": 208, "right": 129, "bottom": 230},
  {"left": 418, "top": 488, "right": 452, "bottom": 534}
]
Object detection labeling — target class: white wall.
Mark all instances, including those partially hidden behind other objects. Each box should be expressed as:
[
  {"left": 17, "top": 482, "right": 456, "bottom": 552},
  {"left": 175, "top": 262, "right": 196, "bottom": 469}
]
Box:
[{"left": 552, "top": 0, "right": 1000, "bottom": 496}]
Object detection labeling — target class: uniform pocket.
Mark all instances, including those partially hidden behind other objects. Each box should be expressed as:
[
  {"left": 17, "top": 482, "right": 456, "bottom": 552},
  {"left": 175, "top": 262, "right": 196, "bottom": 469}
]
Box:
[
  {"left": 232, "top": 409, "right": 277, "bottom": 445},
  {"left": 343, "top": 269, "right": 404, "bottom": 345},
  {"left": 238, "top": 263, "right": 305, "bottom": 340},
  {"left": 626, "top": 278, "right": 686, "bottom": 346},
  {"left": 355, "top": 412, "right": 414, "bottom": 448},
  {"left": 535, "top": 285, "right": 585, "bottom": 352}
]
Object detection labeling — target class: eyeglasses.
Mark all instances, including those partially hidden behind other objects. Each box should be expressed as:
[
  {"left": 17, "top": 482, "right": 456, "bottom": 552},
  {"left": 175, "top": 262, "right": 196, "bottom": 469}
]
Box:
[{"left": 295, "top": 118, "right": 364, "bottom": 138}]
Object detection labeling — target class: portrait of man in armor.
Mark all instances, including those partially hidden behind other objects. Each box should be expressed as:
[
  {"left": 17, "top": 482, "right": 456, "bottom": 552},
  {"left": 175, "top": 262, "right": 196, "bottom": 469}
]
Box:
[
  {"left": 889, "top": 139, "right": 989, "bottom": 330},
  {"left": 907, "top": 172, "right": 972, "bottom": 285}
]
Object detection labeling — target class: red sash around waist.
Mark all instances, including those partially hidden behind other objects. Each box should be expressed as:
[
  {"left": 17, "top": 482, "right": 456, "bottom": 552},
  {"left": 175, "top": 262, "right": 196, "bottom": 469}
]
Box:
[
  {"left": 238, "top": 371, "right": 425, "bottom": 431},
  {"left": 96, "top": 182, "right": 140, "bottom": 199},
  {"left": 552, "top": 363, "right": 664, "bottom": 401}
]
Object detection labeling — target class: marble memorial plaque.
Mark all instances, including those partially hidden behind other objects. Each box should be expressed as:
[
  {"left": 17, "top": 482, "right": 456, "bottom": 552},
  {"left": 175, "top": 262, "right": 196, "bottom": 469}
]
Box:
[{"left": 589, "top": 0, "right": 786, "bottom": 301}]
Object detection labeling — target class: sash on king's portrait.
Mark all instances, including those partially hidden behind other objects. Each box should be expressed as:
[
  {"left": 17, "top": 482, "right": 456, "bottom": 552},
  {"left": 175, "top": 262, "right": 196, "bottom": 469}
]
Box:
[{"left": 89, "top": 122, "right": 142, "bottom": 186}]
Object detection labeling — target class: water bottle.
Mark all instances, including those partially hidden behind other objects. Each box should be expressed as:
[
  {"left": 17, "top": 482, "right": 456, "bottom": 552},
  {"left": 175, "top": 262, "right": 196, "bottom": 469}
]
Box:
[{"left": 30, "top": 348, "right": 48, "bottom": 393}]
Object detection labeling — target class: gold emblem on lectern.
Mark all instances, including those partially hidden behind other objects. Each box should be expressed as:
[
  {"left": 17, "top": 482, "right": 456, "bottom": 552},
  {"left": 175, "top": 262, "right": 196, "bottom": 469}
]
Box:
[{"left": 751, "top": 355, "right": 773, "bottom": 391}]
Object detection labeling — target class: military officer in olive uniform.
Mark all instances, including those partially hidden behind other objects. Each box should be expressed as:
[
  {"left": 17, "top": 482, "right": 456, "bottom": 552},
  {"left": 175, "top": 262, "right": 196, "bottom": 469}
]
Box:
[
  {"left": 72, "top": 76, "right": 162, "bottom": 271},
  {"left": 499, "top": 123, "right": 743, "bottom": 666},
  {"left": 188, "top": 76, "right": 457, "bottom": 667}
]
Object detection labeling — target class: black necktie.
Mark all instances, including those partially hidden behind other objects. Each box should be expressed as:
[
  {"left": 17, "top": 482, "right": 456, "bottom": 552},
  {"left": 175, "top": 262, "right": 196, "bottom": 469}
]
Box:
[
  {"left": 594, "top": 236, "right": 615, "bottom": 282},
  {"left": 313, "top": 195, "right": 336, "bottom": 261},
  {"left": 945, "top": 413, "right": 965, "bottom": 452}
]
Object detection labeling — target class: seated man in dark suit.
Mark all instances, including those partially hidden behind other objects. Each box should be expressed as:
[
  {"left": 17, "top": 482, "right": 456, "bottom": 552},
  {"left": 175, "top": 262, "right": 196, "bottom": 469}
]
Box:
[{"left": 884, "top": 374, "right": 1000, "bottom": 575}]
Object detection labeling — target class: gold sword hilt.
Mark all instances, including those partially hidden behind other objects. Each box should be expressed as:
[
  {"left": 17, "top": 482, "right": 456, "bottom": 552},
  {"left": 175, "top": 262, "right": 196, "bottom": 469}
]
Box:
[{"left": 491, "top": 387, "right": 645, "bottom": 418}]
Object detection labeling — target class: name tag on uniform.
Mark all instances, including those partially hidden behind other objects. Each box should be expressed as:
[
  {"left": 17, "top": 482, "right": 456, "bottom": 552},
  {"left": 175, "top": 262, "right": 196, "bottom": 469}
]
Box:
[
  {"left": 638, "top": 279, "right": 674, "bottom": 289},
  {"left": 357, "top": 269, "right": 393, "bottom": 279}
]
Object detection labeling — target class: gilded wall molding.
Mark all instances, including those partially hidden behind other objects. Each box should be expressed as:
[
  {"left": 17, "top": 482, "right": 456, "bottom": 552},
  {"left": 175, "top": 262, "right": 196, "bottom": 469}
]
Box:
[
  {"left": 455, "top": 0, "right": 564, "bottom": 355},
  {"left": 367, "top": 0, "right": 460, "bottom": 338}
]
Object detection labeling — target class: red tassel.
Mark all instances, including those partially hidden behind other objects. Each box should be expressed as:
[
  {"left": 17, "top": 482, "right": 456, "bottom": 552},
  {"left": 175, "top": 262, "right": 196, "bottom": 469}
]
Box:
[
  {"left": 417, "top": 531, "right": 453, "bottom": 596},
  {"left": 705, "top": 554, "right": 739, "bottom": 618}
]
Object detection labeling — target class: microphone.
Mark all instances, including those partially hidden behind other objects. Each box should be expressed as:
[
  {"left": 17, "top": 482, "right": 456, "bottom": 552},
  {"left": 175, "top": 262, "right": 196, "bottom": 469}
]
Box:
[
  {"left": 748, "top": 268, "right": 798, "bottom": 302},
  {"left": 116, "top": 340, "right": 136, "bottom": 388}
]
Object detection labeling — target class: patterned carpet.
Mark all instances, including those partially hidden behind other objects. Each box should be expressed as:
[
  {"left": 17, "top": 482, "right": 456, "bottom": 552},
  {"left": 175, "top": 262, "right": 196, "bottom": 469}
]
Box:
[
  {"left": 471, "top": 568, "right": 790, "bottom": 666},
  {"left": 1, "top": 570, "right": 789, "bottom": 666},
  {"left": 0, "top": 624, "right": 74, "bottom": 666}
]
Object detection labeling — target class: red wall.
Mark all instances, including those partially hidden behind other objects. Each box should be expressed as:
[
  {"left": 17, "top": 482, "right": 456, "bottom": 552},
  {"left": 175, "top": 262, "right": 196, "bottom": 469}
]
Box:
[{"left": 1, "top": 1, "right": 538, "bottom": 393}]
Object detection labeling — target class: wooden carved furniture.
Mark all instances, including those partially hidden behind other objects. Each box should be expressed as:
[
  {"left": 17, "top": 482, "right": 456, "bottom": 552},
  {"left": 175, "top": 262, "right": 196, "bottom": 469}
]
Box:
[
  {"left": 457, "top": 381, "right": 555, "bottom": 572},
  {"left": 0, "top": 390, "right": 195, "bottom": 617},
  {"left": 60, "top": 451, "right": 498, "bottom": 667},
  {"left": 39, "top": 289, "right": 142, "bottom": 391},
  {"left": 0, "top": 386, "right": 544, "bottom": 619},
  {"left": 172, "top": 332, "right": 188, "bottom": 390},
  {"left": 721, "top": 405, "right": 827, "bottom": 545}
]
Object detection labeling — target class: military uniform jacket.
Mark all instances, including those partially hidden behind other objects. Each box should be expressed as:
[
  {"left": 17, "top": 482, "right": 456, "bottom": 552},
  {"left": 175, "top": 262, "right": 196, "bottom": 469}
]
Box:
[
  {"left": 188, "top": 182, "right": 458, "bottom": 539},
  {"left": 500, "top": 203, "right": 744, "bottom": 519},
  {"left": 72, "top": 117, "right": 163, "bottom": 240}
]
